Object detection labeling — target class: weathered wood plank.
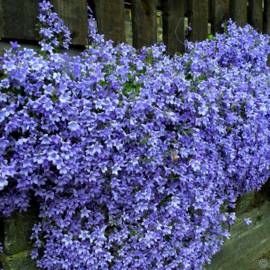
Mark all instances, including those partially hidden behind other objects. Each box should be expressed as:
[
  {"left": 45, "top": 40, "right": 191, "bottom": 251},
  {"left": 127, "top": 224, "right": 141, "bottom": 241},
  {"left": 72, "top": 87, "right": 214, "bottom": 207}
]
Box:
[
  {"left": 230, "top": 0, "right": 247, "bottom": 27},
  {"left": 51, "top": 0, "right": 88, "bottom": 46},
  {"left": 0, "top": 0, "right": 88, "bottom": 46},
  {"left": 94, "top": 0, "right": 125, "bottom": 44},
  {"left": 210, "top": 0, "right": 230, "bottom": 34},
  {"left": 248, "top": 0, "right": 263, "bottom": 32},
  {"left": 187, "top": 0, "right": 208, "bottom": 42},
  {"left": 0, "top": 0, "right": 39, "bottom": 41},
  {"left": 263, "top": 0, "right": 270, "bottom": 35},
  {"left": 162, "top": 0, "right": 185, "bottom": 55},
  {"left": 131, "top": 0, "right": 157, "bottom": 48}
]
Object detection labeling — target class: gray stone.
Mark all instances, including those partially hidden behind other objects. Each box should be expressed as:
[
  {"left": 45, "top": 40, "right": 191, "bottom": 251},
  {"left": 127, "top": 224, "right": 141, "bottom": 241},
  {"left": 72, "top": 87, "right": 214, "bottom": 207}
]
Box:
[
  {"left": 234, "top": 191, "right": 256, "bottom": 214},
  {"left": 0, "top": 205, "right": 39, "bottom": 270},
  {"left": 206, "top": 200, "right": 270, "bottom": 270},
  {"left": 0, "top": 250, "right": 38, "bottom": 270}
]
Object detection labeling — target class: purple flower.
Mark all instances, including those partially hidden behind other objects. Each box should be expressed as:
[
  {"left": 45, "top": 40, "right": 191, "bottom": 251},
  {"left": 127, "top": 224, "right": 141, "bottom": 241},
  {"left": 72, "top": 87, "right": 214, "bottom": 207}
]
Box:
[
  {"left": 68, "top": 121, "right": 80, "bottom": 131},
  {"left": 0, "top": 78, "right": 10, "bottom": 89},
  {"left": 243, "top": 218, "right": 252, "bottom": 226},
  {"left": 1, "top": 6, "right": 270, "bottom": 269},
  {"left": 10, "top": 41, "right": 21, "bottom": 51},
  {"left": 37, "top": 0, "right": 71, "bottom": 53}
]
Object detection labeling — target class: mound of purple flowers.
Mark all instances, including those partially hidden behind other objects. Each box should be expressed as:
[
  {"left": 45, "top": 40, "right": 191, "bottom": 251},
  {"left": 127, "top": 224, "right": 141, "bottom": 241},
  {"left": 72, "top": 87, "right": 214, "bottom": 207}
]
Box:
[{"left": 0, "top": 1, "right": 270, "bottom": 269}]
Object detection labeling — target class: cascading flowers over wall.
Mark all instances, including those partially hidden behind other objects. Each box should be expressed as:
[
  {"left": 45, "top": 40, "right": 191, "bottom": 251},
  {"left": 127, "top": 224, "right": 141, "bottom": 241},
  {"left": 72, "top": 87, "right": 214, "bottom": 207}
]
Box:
[{"left": 0, "top": 1, "right": 270, "bottom": 269}]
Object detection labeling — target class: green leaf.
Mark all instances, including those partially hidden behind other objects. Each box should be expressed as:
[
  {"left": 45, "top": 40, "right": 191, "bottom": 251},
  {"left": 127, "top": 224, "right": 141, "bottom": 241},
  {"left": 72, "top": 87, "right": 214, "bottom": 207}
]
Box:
[
  {"left": 51, "top": 90, "right": 58, "bottom": 103},
  {"left": 207, "top": 34, "right": 214, "bottom": 40}
]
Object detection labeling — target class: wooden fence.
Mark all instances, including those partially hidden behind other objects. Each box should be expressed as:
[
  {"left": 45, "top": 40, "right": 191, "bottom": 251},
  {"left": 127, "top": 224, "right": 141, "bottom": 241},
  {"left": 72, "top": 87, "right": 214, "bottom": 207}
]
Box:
[
  {"left": 93, "top": 0, "right": 270, "bottom": 54},
  {"left": 0, "top": 0, "right": 269, "bottom": 55}
]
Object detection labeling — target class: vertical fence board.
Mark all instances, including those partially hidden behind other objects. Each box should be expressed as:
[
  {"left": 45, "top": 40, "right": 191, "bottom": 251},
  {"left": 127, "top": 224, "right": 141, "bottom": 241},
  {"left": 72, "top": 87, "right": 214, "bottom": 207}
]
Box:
[
  {"left": 248, "top": 0, "right": 263, "bottom": 32},
  {"left": 0, "top": 2, "right": 2, "bottom": 38},
  {"left": 188, "top": 0, "right": 208, "bottom": 42},
  {"left": 264, "top": 1, "right": 270, "bottom": 74},
  {"left": 264, "top": 0, "right": 270, "bottom": 35},
  {"left": 231, "top": 0, "right": 247, "bottom": 27},
  {"left": 131, "top": 0, "right": 157, "bottom": 48},
  {"left": 51, "top": 0, "right": 88, "bottom": 46},
  {"left": 162, "top": 0, "right": 185, "bottom": 55},
  {"left": 94, "top": 0, "right": 125, "bottom": 44},
  {"left": 0, "top": 0, "right": 39, "bottom": 41},
  {"left": 210, "top": 0, "right": 230, "bottom": 34}
]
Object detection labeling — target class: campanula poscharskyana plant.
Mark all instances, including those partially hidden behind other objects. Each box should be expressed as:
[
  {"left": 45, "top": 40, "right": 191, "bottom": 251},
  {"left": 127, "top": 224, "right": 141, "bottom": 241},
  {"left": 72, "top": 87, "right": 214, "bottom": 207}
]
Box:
[{"left": 0, "top": 1, "right": 270, "bottom": 269}]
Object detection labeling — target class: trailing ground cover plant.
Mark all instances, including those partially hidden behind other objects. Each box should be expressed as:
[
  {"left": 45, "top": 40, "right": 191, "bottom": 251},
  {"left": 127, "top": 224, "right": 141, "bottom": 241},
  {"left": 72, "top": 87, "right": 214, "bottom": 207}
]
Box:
[
  {"left": 0, "top": 1, "right": 270, "bottom": 269},
  {"left": 37, "top": 0, "right": 71, "bottom": 53}
]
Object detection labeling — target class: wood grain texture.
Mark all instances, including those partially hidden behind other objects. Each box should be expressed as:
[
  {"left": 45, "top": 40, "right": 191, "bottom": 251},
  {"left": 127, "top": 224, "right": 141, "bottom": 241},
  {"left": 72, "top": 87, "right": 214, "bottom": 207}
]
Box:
[
  {"left": 51, "top": 0, "right": 88, "bottom": 46},
  {"left": 187, "top": 0, "right": 208, "bottom": 42},
  {"left": 94, "top": 0, "right": 125, "bottom": 44},
  {"left": 0, "top": 0, "right": 39, "bottom": 41},
  {"left": 162, "top": 0, "right": 185, "bottom": 55},
  {"left": 210, "top": 0, "right": 230, "bottom": 34},
  {"left": 248, "top": 0, "right": 263, "bottom": 32},
  {"left": 264, "top": 0, "right": 270, "bottom": 35},
  {"left": 230, "top": 0, "right": 247, "bottom": 27},
  {"left": 131, "top": 0, "right": 157, "bottom": 48}
]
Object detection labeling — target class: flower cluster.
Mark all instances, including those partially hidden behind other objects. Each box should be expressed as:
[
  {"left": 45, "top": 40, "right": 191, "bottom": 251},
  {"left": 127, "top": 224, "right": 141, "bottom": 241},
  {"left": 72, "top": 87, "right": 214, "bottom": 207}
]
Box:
[
  {"left": 87, "top": 6, "right": 104, "bottom": 45},
  {"left": 0, "top": 1, "right": 270, "bottom": 269},
  {"left": 37, "top": 0, "right": 71, "bottom": 53}
]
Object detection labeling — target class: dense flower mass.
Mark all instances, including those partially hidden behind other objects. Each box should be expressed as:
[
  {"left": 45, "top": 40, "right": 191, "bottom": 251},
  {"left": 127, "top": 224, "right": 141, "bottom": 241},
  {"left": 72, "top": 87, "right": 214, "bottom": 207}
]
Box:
[{"left": 0, "top": 1, "right": 270, "bottom": 269}]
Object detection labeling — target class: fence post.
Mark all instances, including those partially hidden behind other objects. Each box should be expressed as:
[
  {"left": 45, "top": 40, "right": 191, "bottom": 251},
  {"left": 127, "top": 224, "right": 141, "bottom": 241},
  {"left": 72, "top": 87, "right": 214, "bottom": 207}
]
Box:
[
  {"left": 162, "top": 0, "right": 185, "bottom": 55},
  {"left": 94, "top": 0, "right": 125, "bottom": 44},
  {"left": 248, "top": 0, "right": 263, "bottom": 32},
  {"left": 51, "top": 0, "right": 88, "bottom": 46},
  {"left": 187, "top": 0, "right": 209, "bottom": 42},
  {"left": 230, "top": 0, "right": 248, "bottom": 27},
  {"left": 210, "top": 0, "right": 230, "bottom": 34},
  {"left": 0, "top": 0, "right": 39, "bottom": 41},
  {"left": 264, "top": 0, "right": 270, "bottom": 35},
  {"left": 131, "top": 0, "right": 157, "bottom": 48}
]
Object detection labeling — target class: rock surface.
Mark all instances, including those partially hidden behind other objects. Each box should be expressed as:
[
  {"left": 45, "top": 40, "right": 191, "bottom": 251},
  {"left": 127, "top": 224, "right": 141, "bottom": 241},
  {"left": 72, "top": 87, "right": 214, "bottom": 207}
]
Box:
[
  {"left": 206, "top": 181, "right": 270, "bottom": 270},
  {"left": 0, "top": 205, "right": 39, "bottom": 270}
]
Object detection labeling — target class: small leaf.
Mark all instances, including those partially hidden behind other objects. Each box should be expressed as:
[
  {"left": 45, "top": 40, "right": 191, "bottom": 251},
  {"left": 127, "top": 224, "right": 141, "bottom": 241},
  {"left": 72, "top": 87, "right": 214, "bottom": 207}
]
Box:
[{"left": 51, "top": 90, "right": 58, "bottom": 102}]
